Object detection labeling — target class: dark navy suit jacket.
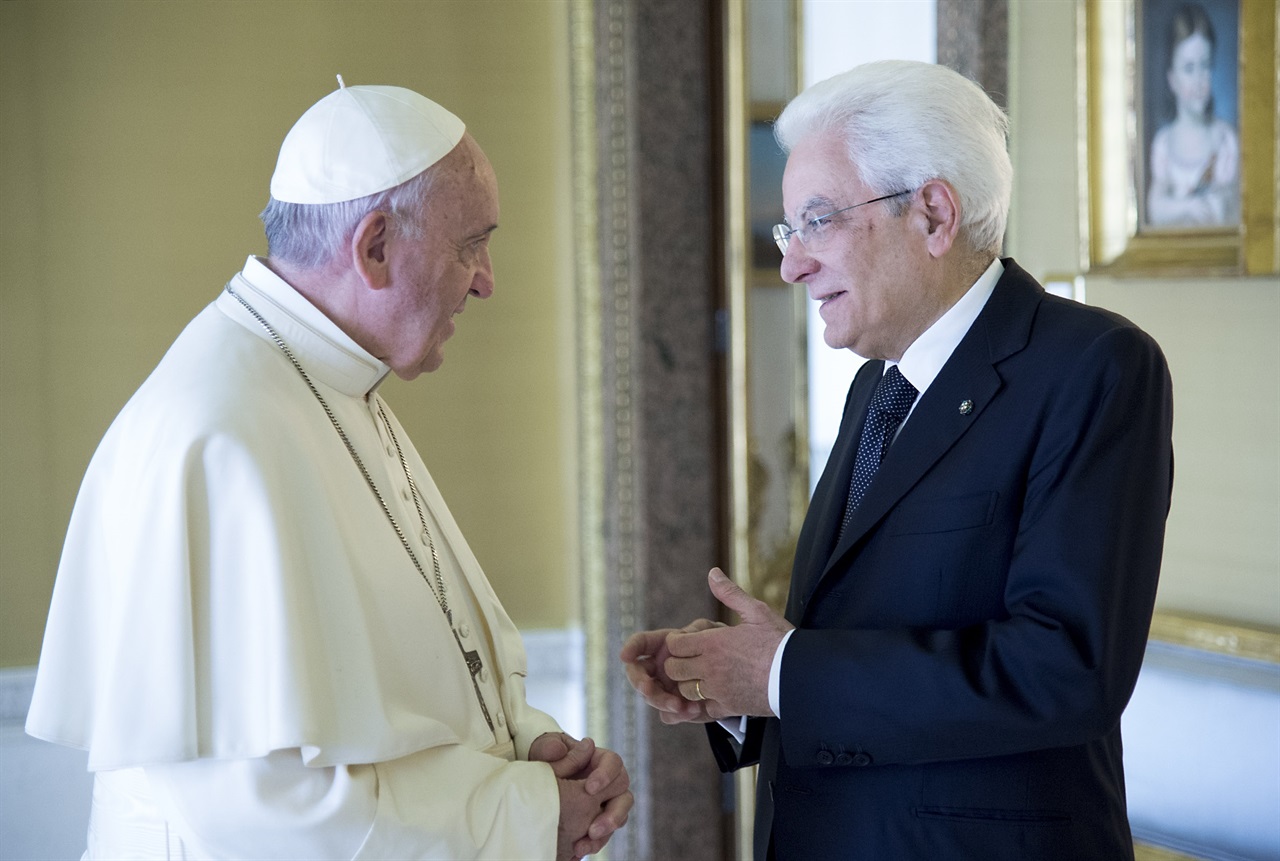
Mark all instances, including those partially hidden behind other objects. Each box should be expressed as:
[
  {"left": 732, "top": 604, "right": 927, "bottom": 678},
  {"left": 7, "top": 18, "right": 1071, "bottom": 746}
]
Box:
[{"left": 709, "top": 259, "right": 1174, "bottom": 861}]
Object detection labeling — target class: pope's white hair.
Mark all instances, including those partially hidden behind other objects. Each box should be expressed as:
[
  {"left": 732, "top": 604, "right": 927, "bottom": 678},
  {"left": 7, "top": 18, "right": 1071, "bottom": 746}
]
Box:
[
  {"left": 775, "top": 60, "right": 1012, "bottom": 255},
  {"left": 260, "top": 167, "right": 439, "bottom": 270}
]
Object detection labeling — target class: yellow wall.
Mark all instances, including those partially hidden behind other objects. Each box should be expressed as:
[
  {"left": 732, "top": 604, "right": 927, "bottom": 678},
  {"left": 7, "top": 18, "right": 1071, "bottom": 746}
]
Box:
[
  {"left": 1008, "top": 0, "right": 1279, "bottom": 630},
  {"left": 0, "top": 0, "right": 578, "bottom": 667}
]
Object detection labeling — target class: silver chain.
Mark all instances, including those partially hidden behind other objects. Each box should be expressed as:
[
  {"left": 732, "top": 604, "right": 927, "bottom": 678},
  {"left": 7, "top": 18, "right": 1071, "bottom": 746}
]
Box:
[{"left": 224, "top": 283, "right": 452, "bottom": 624}]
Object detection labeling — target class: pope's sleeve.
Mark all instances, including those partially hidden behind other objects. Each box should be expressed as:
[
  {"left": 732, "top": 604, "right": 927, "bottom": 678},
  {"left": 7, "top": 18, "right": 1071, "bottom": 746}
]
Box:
[
  {"left": 501, "top": 673, "right": 564, "bottom": 761},
  {"left": 144, "top": 745, "right": 558, "bottom": 860},
  {"left": 359, "top": 743, "right": 558, "bottom": 860}
]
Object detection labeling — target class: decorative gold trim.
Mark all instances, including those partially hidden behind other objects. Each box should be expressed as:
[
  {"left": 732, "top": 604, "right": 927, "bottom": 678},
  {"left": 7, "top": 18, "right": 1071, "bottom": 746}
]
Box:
[
  {"left": 724, "top": 4, "right": 755, "bottom": 857},
  {"left": 1134, "top": 840, "right": 1200, "bottom": 861},
  {"left": 1148, "top": 611, "right": 1280, "bottom": 664},
  {"left": 726, "top": 0, "right": 751, "bottom": 600},
  {"left": 1239, "top": 0, "right": 1279, "bottom": 273},
  {"left": 1081, "top": 0, "right": 1278, "bottom": 276}
]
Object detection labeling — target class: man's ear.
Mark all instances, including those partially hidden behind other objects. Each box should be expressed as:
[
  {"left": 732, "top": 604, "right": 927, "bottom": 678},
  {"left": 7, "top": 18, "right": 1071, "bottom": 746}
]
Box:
[
  {"left": 917, "top": 178, "right": 962, "bottom": 259},
  {"left": 352, "top": 211, "right": 393, "bottom": 290}
]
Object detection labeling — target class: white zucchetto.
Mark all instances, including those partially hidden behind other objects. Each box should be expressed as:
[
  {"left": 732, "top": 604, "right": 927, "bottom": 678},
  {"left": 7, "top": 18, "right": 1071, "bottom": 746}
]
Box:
[{"left": 269, "top": 78, "right": 465, "bottom": 205}]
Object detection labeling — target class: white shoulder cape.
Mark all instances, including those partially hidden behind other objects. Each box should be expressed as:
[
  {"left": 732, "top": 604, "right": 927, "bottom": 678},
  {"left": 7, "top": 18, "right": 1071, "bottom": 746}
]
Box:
[{"left": 27, "top": 262, "right": 556, "bottom": 771}]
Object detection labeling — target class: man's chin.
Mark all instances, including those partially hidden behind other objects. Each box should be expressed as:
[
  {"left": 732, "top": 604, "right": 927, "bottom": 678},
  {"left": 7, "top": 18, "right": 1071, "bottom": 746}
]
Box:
[
  {"left": 823, "top": 328, "right": 852, "bottom": 351},
  {"left": 391, "top": 355, "right": 442, "bottom": 381}
]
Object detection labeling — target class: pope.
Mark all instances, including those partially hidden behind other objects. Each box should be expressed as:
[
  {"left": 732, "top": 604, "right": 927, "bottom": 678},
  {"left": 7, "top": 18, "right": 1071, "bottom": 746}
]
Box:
[{"left": 26, "top": 80, "right": 631, "bottom": 861}]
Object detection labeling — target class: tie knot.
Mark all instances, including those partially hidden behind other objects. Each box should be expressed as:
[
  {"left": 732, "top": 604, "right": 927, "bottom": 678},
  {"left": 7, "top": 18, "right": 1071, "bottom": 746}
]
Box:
[{"left": 870, "top": 365, "right": 918, "bottom": 420}]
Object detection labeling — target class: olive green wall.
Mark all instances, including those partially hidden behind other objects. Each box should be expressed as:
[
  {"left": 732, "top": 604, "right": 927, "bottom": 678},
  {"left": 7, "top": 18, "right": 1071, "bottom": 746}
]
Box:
[
  {"left": 1007, "top": 0, "right": 1278, "bottom": 630},
  {"left": 5, "top": 0, "right": 1276, "bottom": 671},
  {"left": 0, "top": 0, "right": 578, "bottom": 667}
]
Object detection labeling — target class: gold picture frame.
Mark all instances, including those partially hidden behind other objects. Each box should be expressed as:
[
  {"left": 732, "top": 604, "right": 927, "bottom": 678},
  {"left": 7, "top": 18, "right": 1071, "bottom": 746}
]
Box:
[
  {"left": 1082, "top": 0, "right": 1277, "bottom": 275},
  {"left": 1148, "top": 610, "right": 1280, "bottom": 664}
]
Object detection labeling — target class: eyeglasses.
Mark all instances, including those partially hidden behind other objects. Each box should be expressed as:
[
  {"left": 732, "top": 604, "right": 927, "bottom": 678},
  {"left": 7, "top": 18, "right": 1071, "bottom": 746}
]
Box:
[{"left": 772, "top": 189, "right": 914, "bottom": 254}]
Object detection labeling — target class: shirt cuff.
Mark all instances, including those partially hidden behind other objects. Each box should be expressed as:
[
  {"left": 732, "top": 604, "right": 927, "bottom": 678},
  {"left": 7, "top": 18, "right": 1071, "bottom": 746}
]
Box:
[
  {"left": 717, "top": 715, "right": 749, "bottom": 745},
  {"left": 768, "top": 629, "right": 794, "bottom": 719}
]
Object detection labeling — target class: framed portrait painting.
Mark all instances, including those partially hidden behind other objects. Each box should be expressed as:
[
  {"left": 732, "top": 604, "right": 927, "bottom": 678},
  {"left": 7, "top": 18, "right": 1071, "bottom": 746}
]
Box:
[
  {"left": 1139, "top": 0, "right": 1241, "bottom": 231},
  {"left": 1083, "top": 0, "right": 1277, "bottom": 275}
]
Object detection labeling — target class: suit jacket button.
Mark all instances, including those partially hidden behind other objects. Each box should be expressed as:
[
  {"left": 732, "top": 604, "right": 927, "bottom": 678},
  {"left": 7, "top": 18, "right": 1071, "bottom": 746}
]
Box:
[
  {"left": 852, "top": 753, "right": 872, "bottom": 767},
  {"left": 835, "top": 753, "right": 853, "bottom": 766},
  {"left": 816, "top": 750, "right": 834, "bottom": 765}
]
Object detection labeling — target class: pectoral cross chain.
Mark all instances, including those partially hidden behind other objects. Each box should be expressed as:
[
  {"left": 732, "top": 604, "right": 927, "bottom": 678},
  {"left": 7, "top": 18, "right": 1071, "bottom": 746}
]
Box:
[
  {"left": 225, "top": 286, "right": 499, "bottom": 737},
  {"left": 454, "top": 627, "right": 495, "bottom": 732}
]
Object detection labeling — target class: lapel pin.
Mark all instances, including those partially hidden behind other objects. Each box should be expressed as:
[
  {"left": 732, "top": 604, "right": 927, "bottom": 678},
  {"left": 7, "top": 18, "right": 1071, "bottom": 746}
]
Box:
[{"left": 959, "top": 399, "right": 974, "bottom": 415}]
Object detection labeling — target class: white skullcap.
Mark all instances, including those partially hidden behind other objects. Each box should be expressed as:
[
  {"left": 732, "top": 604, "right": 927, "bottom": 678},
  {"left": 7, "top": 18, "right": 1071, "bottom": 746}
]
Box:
[{"left": 269, "top": 77, "right": 465, "bottom": 204}]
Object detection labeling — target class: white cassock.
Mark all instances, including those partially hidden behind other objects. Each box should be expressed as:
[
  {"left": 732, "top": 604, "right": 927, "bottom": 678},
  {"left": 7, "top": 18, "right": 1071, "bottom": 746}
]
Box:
[{"left": 26, "top": 257, "right": 562, "bottom": 859}]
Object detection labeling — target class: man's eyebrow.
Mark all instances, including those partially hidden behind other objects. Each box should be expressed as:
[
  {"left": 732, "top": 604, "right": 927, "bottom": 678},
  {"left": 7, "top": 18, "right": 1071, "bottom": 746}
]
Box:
[
  {"left": 801, "top": 195, "right": 838, "bottom": 214},
  {"left": 785, "top": 195, "right": 837, "bottom": 224}
]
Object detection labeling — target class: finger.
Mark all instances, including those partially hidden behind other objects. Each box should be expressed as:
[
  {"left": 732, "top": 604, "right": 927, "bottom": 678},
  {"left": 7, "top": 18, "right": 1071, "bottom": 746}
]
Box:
[
  {"left": 548, "top": 737, "right": 596, "bottom": 779},
  {"left": 527, "top": 732, "right": 570, "bottom": 764},
  {"left": 663, "top": 653, "right": 712, "bottom": 686},
  {"left": 599, "top": 757, "right": 630, "bottom": 797},
  {"left": 621, "top": 655, "right": 664, "bottom": 693},
  {"left": 622, "top": 657, "right": 659, "bottom": 692},
  {"left": 583, "top": 749, "right": 625, "bottom": 795},
  {"left": 659, "top": 701, "right": 713, "bottom": 724},
  {"left": 573, "top": 835, "right": 609, "bottom": 859},
  {"left": 641, "top": 685, "right": 687, "bottom": 713},
  {"left": 588, "top": 790, "right": 633, "bottom": 840},
  {"left": 662, "top": 653, "right": 692, "bottom": 683},
  {"left": 664, "top": 632, "right": 704, "bottom": 662},
  {"left": 620, "top": 629, "right": 672, "bottom": 662},
  {"left": 628, "top": 651, "right": 692, "bottom": 707},
  {"left": 678, "top": 618, "right": 723, "bottom": 634},
  {"left": 573, "top": 838, "right": 603, "bottom": 859},
  {"left": 677, "top": 679, "right": 708, "bottom": 702},
  {"left": 625, "top": 665, "right": 687, "bottom": 712},
  {"left": 586, "top": 772, "right": 629, "bottom": 803},
  {"left": 707, "top": 567, "right": 771, "bottom": 622}
]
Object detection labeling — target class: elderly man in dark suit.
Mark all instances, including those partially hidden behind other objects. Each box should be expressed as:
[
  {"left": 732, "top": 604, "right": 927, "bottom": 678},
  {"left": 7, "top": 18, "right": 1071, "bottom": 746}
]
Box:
[{"left": 622, "top": 60, "right": 1173, "bottom": 861}]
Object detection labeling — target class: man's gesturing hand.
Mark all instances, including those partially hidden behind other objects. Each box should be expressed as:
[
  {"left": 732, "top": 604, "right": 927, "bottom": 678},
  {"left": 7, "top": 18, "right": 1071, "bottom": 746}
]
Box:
[
  {"left": 621, "top": 619, "right": 724, "bottom": 724},
  {"left": 663, "top": 568, "right": 794, "bottom": 719}
]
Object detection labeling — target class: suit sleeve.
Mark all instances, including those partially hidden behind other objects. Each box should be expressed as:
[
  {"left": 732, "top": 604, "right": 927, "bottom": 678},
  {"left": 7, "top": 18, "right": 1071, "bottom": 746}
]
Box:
[
  {"left": 779, "top": 324, "right": 1173, "bottom": 768},
  {"left": 706, "top": 718, "right": 766, "bottom": 772}
]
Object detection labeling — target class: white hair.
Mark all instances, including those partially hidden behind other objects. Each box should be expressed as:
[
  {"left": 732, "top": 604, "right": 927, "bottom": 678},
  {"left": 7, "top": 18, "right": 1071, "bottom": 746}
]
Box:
[
  {"left": 774, "top": 60, "right": 1012, "bottom": 255},
  {"left": 260, "top": 167, "right": 439, "bottom": 270}
]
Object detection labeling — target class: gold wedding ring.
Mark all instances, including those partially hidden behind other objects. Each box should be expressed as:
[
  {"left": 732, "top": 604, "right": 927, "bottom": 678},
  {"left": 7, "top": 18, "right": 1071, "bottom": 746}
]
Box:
[{"left": 694, "top": 680, "right": 706, "bottom": 701}]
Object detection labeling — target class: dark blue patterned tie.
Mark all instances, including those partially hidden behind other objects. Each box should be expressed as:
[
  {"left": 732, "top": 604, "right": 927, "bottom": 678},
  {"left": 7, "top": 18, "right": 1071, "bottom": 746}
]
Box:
[{"left": 838, "top": 365, "right": 918, "bottom": 541}]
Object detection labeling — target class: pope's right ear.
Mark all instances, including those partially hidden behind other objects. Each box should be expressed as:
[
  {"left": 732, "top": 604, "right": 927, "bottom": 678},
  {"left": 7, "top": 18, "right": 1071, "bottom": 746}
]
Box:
[{"left": 352, "top": 211, "right": 392, "bottom": 290}]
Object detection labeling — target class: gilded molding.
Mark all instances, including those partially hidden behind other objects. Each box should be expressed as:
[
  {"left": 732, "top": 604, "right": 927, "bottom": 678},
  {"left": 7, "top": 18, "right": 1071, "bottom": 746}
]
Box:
[{"left": 1148, "top": 611, "right": 1280, "bottom": 665}]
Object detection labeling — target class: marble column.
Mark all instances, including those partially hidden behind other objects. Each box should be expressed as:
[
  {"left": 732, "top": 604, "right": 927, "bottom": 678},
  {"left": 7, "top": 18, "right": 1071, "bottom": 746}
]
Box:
[
  {"left": 571, "top": 1, "right": 731, "bottom": 859},
  {"left": 937, "top": 0, "right": 1010, "bottom": 110}
]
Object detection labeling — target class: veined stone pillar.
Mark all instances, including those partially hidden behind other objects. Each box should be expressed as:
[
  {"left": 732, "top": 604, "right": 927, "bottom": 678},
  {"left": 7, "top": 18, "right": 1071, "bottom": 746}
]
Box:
[{"left": 571, "top": 1, "right": 730, "bottom": 859}]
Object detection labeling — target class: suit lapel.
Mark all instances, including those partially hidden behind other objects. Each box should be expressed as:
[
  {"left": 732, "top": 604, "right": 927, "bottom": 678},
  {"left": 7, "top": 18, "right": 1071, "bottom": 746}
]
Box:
[
  {"left": 805, "top": 261, "right": 1044, "bottom": 605},
  {"left": 787, "top": 361, "right": 881, "bottom": 614}
]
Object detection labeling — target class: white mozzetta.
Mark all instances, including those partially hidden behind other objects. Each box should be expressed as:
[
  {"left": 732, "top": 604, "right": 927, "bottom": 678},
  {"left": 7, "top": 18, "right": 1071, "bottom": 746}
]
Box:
[{"left": 25, "top": 257, "right": 561, "bottom": 858}]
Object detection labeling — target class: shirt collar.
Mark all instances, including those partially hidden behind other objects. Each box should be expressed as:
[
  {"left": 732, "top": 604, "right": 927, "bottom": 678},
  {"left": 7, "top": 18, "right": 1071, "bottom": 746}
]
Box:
[
  {"left": 217, "top": 256, "right": 391, "bottom": 397},
  {"left": 891, "top": 257, "right": 1003, "bottom": 395}
]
